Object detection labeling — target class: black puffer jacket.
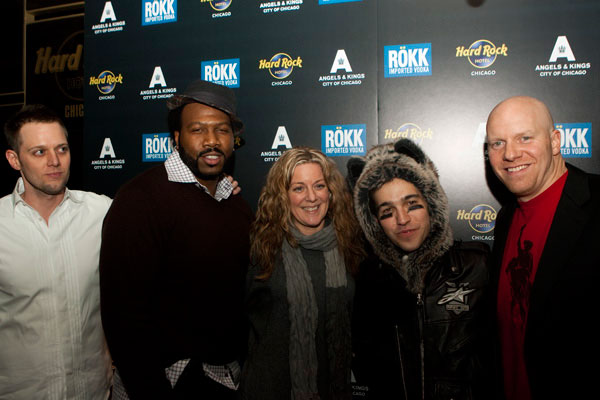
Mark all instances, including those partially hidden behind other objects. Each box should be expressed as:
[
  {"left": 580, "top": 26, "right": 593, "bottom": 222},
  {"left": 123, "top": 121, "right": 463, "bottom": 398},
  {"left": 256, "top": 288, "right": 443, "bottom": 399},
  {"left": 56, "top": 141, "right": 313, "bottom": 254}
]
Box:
[
  {"left": 348, "top": 140, "right": 494, "bottom": 399},
  {"left": 353, "top": 242, "right": 492, "bottom": 400}
]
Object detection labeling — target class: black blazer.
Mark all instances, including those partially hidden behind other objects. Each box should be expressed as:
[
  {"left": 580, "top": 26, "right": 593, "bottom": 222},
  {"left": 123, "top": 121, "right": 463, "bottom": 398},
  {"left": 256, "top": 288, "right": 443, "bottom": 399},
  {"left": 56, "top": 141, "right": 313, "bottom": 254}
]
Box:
[{"left": 491, "top": 164, "right": 600, "bottom": 399}]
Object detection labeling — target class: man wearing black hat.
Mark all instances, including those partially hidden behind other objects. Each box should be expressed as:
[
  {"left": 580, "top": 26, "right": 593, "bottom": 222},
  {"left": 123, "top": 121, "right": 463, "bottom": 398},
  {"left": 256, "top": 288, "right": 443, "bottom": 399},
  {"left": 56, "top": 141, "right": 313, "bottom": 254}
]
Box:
[{"left": 99, "top": 80, "right": 252, "bottom": 399}]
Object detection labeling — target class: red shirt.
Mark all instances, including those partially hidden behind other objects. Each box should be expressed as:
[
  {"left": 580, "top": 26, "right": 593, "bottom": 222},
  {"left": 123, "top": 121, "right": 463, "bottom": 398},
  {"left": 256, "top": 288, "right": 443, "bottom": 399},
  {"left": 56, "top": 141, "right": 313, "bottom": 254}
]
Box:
[{"left": 497, "top": 171, "right": 568, "bottom": 400}]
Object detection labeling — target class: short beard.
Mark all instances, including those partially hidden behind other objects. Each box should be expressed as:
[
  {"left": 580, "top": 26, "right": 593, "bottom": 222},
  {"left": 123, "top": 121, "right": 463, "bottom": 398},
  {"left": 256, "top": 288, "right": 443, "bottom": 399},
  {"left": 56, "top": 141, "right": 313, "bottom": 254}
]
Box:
[
  {"left": 22, "top": 170, "right": 69, "bottom": 196},
  {"left": 178, "top": 144, "right": 224, "bottom": 181}
]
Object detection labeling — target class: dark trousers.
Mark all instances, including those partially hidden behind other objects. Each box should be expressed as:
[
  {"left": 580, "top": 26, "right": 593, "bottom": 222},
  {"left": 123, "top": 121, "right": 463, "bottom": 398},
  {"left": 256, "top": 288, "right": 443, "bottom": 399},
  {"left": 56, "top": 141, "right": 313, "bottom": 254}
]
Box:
[{"left": 173, "top": 359, "right": 238, "bottom": 400}]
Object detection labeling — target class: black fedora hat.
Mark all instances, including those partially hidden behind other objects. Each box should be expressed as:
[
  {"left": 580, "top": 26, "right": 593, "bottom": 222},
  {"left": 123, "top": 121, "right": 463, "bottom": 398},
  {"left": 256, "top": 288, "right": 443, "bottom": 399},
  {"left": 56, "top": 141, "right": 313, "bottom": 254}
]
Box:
[{"left": 167, "top": 79, "right": 244, "bottom": 137}]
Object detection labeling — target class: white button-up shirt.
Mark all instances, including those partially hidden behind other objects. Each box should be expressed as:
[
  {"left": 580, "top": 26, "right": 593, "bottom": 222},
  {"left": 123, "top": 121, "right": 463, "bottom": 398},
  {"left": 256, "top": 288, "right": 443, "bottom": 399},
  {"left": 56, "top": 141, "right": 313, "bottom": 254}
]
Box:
[{"left": 0, "top": 179, "right": 113, "bottom": 400}]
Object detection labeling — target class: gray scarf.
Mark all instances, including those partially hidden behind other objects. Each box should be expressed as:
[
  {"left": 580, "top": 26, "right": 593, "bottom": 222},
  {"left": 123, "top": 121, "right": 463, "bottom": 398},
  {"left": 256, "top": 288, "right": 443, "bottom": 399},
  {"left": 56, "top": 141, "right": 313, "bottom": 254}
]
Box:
[{"left": 282, "top": 223, "right": 351, "bottom": 400}]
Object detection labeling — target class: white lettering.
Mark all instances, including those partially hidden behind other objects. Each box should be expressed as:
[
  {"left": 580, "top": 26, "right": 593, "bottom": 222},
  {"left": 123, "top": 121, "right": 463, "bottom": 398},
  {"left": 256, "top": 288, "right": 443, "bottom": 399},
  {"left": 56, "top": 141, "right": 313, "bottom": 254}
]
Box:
[
  {"left": 330, "top": 49, "right": 352, "bottom": 74},
  {"left": 271, "top": 126, "right": 292, "bottom": 149},
  {"left": 100, "top": 1, "right": 117, "bottom": 22},
  {"left": 99, "top": 137, "right": 116, "bottom": 158},
  {"left": 149, "top": 66, "right": 167, "bottom": 88},
  {"left": 549, "top": 35, "right": 575, "bottom": 62}
]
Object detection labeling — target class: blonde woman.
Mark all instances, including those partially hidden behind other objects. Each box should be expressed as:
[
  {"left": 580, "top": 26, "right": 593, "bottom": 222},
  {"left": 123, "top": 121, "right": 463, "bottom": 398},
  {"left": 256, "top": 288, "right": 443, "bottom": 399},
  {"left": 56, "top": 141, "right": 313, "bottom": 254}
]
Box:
[{"left": 240, "top": 147, "right": 364, "bottom": 400}]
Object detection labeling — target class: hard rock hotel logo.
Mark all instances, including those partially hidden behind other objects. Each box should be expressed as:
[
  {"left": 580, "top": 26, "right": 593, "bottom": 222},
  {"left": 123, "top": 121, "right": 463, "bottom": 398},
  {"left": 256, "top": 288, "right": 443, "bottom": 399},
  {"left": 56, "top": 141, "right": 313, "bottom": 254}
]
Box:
[
  {"left": 89, "top": 70, "right": 123, "bottom": 100},
  {"left": 457, "top": 204, "right": 497, "bottom": 241},
  {"left": 383, "top": 123, "right": 433, "bottom": 145},
  {"left": 258, "top": 53, "right": 303, "bottom": 86},
  {"left": 456, "top": 39, "right": 508, "bottom": 76},
  {"left": 201, "top": 0, "right": 233, "bottom": 18}
]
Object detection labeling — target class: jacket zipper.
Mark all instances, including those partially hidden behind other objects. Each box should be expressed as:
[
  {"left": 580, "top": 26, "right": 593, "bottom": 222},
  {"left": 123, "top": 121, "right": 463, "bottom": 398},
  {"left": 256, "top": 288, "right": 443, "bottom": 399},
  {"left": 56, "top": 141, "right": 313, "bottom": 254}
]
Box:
[
  {"left": 394, "top": 325, "right": 409, "bottom": 400},
  {"left": 417, "top": 292, "right": 425, "bottom": 400}
]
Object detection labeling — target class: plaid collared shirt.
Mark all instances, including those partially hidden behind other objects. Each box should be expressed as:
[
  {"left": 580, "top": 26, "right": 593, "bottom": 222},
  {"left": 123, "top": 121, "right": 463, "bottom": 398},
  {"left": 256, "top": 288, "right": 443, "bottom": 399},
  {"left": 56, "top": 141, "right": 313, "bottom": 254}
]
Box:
[
  {"left": 164, "top": 149, "right": 233, "bottom": 201},
  {"left": 164, "top": 359, "right": 240, "bottom": 391},
  {"left": 112, "top": 359, "right": 240, "bottom": 399}
]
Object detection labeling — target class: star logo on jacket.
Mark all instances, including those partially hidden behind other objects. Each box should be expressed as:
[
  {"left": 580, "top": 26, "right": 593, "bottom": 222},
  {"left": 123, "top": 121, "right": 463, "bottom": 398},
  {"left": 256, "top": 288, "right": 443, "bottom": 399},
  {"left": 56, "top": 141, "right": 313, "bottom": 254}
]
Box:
[{"left": 437, "top": 282, "right": 476, "bottom": 315}]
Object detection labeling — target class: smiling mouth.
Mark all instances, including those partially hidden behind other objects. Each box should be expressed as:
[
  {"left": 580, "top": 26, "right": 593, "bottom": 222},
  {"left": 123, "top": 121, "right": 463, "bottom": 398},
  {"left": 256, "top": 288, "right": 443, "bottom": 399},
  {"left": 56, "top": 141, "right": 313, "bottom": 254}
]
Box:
[
  {"left": 397, "top": 228, "right": 417, "bottom": 236},
  {"left": 303, "top": 206, "right": 319, "bottom": 212},
  {"left": 506, "top": 165, "right": 528, "bottom": 173},
  {"left": 201, "top": 153, "right": 222, "bottom": 166}
]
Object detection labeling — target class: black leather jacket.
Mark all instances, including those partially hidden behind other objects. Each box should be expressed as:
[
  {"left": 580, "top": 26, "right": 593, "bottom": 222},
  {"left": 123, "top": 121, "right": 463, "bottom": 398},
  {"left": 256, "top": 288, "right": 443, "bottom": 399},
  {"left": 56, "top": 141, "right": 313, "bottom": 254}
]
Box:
[{"left": 353, "top": 241, "right": 493, "bottom": 400}]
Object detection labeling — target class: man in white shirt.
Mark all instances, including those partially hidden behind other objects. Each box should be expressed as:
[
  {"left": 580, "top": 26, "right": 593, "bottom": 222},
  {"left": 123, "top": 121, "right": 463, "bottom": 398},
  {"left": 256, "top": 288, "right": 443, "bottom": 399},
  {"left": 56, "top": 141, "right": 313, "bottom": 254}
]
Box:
[{"left": 0, "top": 105, "right": 112, "bottom": 399}]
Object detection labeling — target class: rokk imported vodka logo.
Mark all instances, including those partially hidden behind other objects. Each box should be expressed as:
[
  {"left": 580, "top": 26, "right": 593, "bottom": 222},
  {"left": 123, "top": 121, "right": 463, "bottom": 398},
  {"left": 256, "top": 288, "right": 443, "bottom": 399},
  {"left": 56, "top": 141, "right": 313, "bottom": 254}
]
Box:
[
  {"left": 321, "top": 124, "right": 366, "bottom": 156},
  {"left": 261, "top": 126, "right": 292, "bottom": 163},
  {"left": 535, "top": 36, "right": 592, "bottom": 77},
  {"left": 260, "top": 0, "right": 303, "bottom": 14},
  {"left": 89, "top": 70, "right": 123, "bottom": 101},
  {"left": 556, "top": 122, "right": 592, "bottom": 158},
  {"left": 455, "top": 39, "right": 508, "bottom": 77},
  {"left": 200, "top": 0, "right": 233, "bottom": 18},
  {"left": 318, "top": 49, "right": 365, "bottom": 87},
  {"left": 91, "top": 1, "right": 126, "bottom": 35},
  {"left": 91, "top": 138, "right": 126, "bottom": 170},
  {"left": 201, "top": 59, "right": 240, "bottom": 88},
  {"left": 457, "top": 204, "right": 496, "bottom": 241},
  {"left": 140, "top": 66, "right": 178, "bottom": 101},
  {"left": 383, "top": 123, "right": 433, "bottom": 145},
  {"left": 258, "top": 52, "right": 303, "bottom": 86},
  {"left": 384, "top": 43, "right": 432, "bottom": 78},
  {"left": 142, "top": 0, "right": 177, "bottom": 26},
  {"left": 142, "top": 133, "right": 173, "bottom": 162}
]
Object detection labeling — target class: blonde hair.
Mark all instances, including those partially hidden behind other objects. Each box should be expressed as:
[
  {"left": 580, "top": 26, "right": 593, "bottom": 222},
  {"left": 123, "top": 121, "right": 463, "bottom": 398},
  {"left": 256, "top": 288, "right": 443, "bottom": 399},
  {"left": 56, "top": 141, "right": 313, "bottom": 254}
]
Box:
[{"left": 251, "top": 147, "right": 364, "bottom": 280}]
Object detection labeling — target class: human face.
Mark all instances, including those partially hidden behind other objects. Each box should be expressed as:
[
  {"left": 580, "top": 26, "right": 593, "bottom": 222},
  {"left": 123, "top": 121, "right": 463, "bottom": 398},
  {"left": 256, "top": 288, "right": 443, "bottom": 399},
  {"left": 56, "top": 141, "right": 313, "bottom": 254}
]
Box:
[
  {"left": 175, "top": 102, "right": 234, "bottom": 184},
  {"left": 288, "top": 163, "right": 330, "bottom": 236},
  {"left": 5, "top": 121, "right": 70, "bottom": 200},
  {"left": 486, "top": 97, "right": 564, "bottom": 202},
  {"left": 372, "top": 178, "right": 430, "bottom": 253}
]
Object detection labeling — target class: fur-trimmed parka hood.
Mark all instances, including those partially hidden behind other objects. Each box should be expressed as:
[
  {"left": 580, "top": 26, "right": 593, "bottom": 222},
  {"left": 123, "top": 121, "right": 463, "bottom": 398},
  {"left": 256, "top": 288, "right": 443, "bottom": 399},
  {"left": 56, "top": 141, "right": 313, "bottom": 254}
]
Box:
[{"left": 347, "top": 139, "right": 453, "bottom": 294}]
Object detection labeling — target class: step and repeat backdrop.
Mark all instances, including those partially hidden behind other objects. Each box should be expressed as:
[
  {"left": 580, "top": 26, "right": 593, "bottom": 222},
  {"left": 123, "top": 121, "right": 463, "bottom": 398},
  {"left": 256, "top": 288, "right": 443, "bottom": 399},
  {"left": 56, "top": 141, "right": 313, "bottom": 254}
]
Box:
[{"left": 83, "top": 0, "right": 599, "bottom": 247}]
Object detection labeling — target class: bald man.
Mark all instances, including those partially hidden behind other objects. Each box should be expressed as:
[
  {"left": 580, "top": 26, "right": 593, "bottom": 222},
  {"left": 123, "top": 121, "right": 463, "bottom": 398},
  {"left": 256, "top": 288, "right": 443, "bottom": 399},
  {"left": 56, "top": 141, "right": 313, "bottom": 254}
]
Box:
[{"left": 486, "top": 96, "right": 600, "bottom": 400}]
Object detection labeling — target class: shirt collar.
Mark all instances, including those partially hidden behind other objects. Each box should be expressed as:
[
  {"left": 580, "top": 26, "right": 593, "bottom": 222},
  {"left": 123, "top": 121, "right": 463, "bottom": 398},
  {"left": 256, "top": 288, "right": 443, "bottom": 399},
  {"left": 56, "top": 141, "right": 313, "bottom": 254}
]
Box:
[
  {"left": 164, "top": 150, "right": 233, "bottom": 201},
  {"left": 10, "top": 177, "right": 81, "bottom": 215}
]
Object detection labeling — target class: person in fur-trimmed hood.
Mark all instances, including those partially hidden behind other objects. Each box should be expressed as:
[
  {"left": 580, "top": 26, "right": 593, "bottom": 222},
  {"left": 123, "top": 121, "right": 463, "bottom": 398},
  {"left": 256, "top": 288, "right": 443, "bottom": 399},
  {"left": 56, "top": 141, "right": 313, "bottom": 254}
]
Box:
[{"left": 348, "top": 139, "right": 495, "bottom": 400}]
